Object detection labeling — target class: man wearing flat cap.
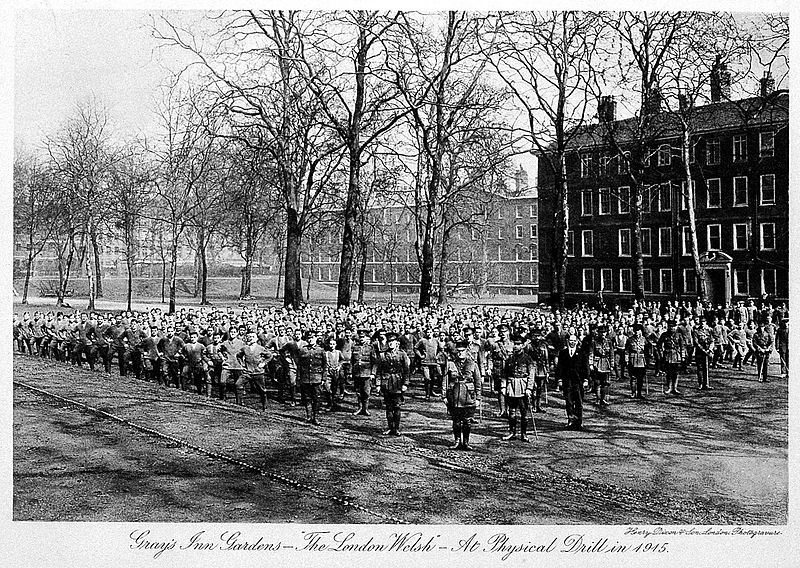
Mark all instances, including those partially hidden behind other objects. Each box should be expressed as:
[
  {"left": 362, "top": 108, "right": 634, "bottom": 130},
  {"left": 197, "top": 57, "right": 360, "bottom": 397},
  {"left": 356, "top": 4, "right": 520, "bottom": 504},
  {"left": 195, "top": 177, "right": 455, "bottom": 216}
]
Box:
[
  {"left": 444, "top": 339, "right": 481, "bottom": 450},
  {"left": 587, "top": 324, "right": 614, "bottom": 406},
  {"left": 657, "top": 319, "right": 685, "bottom": 395},
  {"left": 502, "top": 334, "right": 534, "bottom": 441},
  {"left": 376, "top": 332, "right": 410, "bottom": 436},
  {"left": 351, "top": 325, "right": 374, "bottom": 416},
  {"left": 625, "top": 323, "right": 648, "bottom": 399}
]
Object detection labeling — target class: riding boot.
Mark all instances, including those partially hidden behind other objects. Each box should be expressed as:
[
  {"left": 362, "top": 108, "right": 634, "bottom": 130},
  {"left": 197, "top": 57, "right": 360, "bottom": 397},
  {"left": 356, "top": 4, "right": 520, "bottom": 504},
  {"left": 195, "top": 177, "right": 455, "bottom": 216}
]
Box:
[
  {"left": 503, "top": 417, "right": 517, "bottom": 440},
  {"left": 384, "top": 408, "right": 393, "bottom": 434},
  {"left": 310, "top": 401, "right": 319, "bottom": 425},
  {"left": 498, "top": 393, "right": 507, "bottom": 417},
  {"left": 393, "top": 409, "right": 402, "bottom": 435},
  {"left": 289, "top": 386, "right": 297, "bottom": 406},
  {"left": 461, "top": 421, "right": 473, "bottom": 450},
  {"left": 599, "top": 386, "right": 610, "bottom": 406},
  {"left": 520, "top": 417, "right": 529, "bottom": 442},
  {"left": 450, "top": 423, "right": 461, "bottom": 449}
]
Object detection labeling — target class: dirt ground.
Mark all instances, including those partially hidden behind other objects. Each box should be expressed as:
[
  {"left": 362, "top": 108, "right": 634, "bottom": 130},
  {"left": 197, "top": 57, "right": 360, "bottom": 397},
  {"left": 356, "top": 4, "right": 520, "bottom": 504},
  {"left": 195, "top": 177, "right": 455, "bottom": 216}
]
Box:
[{"left": 13, "top": 354, "right": 787, "bottom": 524}]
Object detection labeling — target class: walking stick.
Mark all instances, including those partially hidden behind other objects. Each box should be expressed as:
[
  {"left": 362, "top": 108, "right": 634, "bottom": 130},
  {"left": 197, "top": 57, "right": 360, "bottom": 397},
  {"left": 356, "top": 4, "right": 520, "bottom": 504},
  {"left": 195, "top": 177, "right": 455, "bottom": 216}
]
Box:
[
  {"left": 544, "top": 374, "right": 549, "bottom": 405},
  {"left": 646, "top": 370, "right": 650, "bottom": 396},
  {"left": 528, "top": 393, "right": 538, "bottom": 440}
]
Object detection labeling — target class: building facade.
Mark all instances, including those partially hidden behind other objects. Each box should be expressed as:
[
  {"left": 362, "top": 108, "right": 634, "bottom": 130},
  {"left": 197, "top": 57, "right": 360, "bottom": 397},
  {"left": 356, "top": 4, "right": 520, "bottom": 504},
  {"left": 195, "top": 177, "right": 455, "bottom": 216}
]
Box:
[{"left": 538, "top": 84, "right": 788, "bottom": 306}]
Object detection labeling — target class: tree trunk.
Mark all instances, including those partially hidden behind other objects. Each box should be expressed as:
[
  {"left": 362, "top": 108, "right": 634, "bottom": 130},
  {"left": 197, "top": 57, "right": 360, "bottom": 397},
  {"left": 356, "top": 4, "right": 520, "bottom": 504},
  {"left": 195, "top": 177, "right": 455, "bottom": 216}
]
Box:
[
  {"left": 57, "top": 236, "right": 76, "bottom": 308},
  {"left": 22, "top": 243, "right": 34, "bottom": 305},
  {"left": 169, "top": 235, "right": 178, "bottom": 314},
  {"left": 284, "top": 207, "right": 303, "bottom": 309},
  {"left": 275, "top": 246, "right": 284, "bottom": 300},
  {"left": 199, "top": 239, "right": 209, "bottom": 305},
  {"left": 437, "top": 231, "right": 450, "bottom": 306},
  {"left": 682, "top": 128, "right": 706, "bottom": 301},
  {"left": 631, "top": 180, "right": 645, "bottom": 301},
  {"left": 91, "top": 231, "right": 103, "bottom": 298},
  {"left": 418, "top": 203, "right": 436, "bottom": 308},
  {"left": 357, "top": 240, "right": 367, "bottom": 303},
  {"left": 556, "top": 158, "right": 570, "bottom": 310},
  {"left": 85, "top": 230, "right": 97, "bottom": 311},
  {"left": 126, "top": 253, "right": 133, "bottom": 313},
  {"left": 336, "top": 148, "right": 360, "bottom": 308},
  {"left": 240, "top": 226, "right": 254, "bottom": 299}
]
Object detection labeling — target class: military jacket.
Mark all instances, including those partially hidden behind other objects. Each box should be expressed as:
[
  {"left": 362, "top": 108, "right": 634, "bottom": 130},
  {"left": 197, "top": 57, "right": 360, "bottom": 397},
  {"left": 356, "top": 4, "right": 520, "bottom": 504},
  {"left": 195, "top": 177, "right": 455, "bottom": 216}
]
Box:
[
  {"left": 377, "top": 350, "right": 409, "bottom": 394},
  {"left": 657, "top": 331, "right": 685, "bottom": 364},
  {"left": 504, "top": 352, "right": 534, "bottom": 398},
  {"left": 445, "top": 358, "right": 480, "bottom": 408},
  {"left": 588, "top": 337, "right": 614, "bottom": 373},
  {"left": 625, "top": 335, "right": 647, "bottom": 368}
]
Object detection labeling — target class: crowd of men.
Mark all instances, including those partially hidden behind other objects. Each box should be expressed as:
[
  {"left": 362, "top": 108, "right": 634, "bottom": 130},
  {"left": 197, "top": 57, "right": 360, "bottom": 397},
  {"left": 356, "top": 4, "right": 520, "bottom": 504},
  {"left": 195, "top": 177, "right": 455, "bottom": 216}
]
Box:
[{"left": 13, "top": 298, "right": 788, "bottom": 449}]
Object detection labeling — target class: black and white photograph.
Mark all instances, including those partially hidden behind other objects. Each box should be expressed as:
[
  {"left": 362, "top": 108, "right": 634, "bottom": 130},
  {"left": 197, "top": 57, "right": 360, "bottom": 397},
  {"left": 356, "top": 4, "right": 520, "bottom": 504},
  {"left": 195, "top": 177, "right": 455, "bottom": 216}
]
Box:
[{"left": 3, "top": 2, "right": 795, "bottom": 567}]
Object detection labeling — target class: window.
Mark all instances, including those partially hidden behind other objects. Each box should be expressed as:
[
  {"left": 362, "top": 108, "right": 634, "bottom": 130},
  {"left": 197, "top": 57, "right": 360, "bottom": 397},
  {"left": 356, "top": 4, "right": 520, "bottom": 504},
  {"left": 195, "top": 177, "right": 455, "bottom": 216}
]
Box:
[
  {"left": 567, "top": 231, "right": 575, "bottom": 257},
  {"left": 581, "top": 190, "right": 593, "bottom": 216},
  {"left": 620, "top": 269, "right": 632, "bottom": 293},
  {"left": 498, "top": 228, "right": 504, "bottom": 240},
  {"left": 658, "top": 144, "right": 671, "bottom": 166},
  {"left": 618, "top": 151, "right": 630, "bottom": 174},
  {"left": 760, "top": 131, "right": 775, "bottom": 157},
  {"left": 642, "top": 269, "right": 653, "bottom": 293},
  {"left": 497, "top": 244, "right": 502, "bottom": 261},
  {"left": 733, "top": 176, "right": 748, "bottom": 206},
  {"left": 706, "top": 138, "right": 721, "bottom": 165},
  {"left": 598, "top": 188, "right": 611, "bottom": 215},
  {"left": 530, "top": 224, "right": 537, "bottom": 238},
  {"left": 707, "top": 224, "right": 722, "bottom": 251},
  {"left": 760, "top": 223, "right": 776, "bottom": 250},
  {"left": 641, "top": 228, "right": 652, "bottom": 256},
  {"left": 642, "top": 186, "right": 652, "bottom": 213},
  {"left": 515, "top": 248, "right": 521, "bottom": 262},
  {"left": 660, "top": 269, "right": 673, "bottom": 294},
  {"left": 580, "top": 154, "right": 593, "bottom": 178},
  {"left": 684, "top": 269, "right": 697, "bottom": 294},
  {"left": 582, "top": 268, "right": 595, "bottom": 292},
  {"left": 515, "top": 225, "right": 523, "bottom": 239},
  {"left": 530, "top": 265, "right": 538, "bottom": 284},
  {"left": 599, "top": 154, "right": 611, "bottom": 176},
  {"left": 762, "top": 269, "right": 777, "bottom": 296},
  {"left": 706, "top": 178, "right": 721, "bottom": 208},
  {"left": 734, "top": 268, "right": 749, "bottom": 296},
  {"left": 529, "top": 203, "right": 537, "bottom": 217},
  {"left": 470, "top": 227, "right": 478, "bottom": 241},
  {"left": 601, "top": 268, "right": 613, "bottom": 291},
  {"left": 659, "top": 182, "right": 671, "bottom": 211},
  {"left": 581, "top": 230, "right": 594, "bottom": 257},
  {"left": 515, "top": 266, "right": 521, "bottom": 283},
  {"left": 760, "top": 174, "right": 775, "bottom": 205},
  {"left": 732, "top": 134, "right": 747, "bottom": 162},
  {"left": 529, "top": 247, "right": 538, "bottom": 260},
  {"left": 733, "top": 223, "right": 748, "bottom": 251},
  {"left": 515, "top": 205, "right": 522, "bottom": 219},
  {"left": 618, "top": 186, "right": 630, "bottom": 214},
  {"left": 498, "top": 208, "right": 503, "bottom": 219},
  {"left": 680, "top": 180, "right": 696, "bottom": 210},
  {"left": 618, "top": 228, "right": 631, "bottom": 257},
  {"left": 659, "top": 227, "right": 672, "bottom": 257},
  {"left": 682, "top": 226, "right": 692, "bottom": 256}
]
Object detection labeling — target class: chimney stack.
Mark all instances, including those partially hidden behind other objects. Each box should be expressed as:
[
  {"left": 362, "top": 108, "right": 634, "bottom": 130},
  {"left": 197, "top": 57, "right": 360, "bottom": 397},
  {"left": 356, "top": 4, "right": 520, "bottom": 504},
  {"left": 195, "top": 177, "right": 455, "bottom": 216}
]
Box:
[
  {"left": 710, "top": 55, "right": 731, "bottom": 102},
  {"left": 597, "top": 95, "right": 617, "bottom": 123},
  {"left": 643, "top": 88, "right": 662, "bottom": 116},
  {"left": 760, "top": 71, "right": 775, "bottom": 98}
]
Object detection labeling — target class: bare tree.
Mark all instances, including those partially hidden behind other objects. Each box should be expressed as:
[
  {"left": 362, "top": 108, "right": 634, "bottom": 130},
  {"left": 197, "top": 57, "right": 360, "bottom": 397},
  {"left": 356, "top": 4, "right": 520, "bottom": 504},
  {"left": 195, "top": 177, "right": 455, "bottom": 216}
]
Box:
[{"left": 485, "top": 11, "right": 599, "bottom": 309}]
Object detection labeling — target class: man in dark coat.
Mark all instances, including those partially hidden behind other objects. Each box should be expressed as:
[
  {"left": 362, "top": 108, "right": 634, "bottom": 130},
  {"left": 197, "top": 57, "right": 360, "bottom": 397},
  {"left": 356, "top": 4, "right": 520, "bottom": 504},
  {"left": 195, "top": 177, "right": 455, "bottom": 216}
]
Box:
[{"left": 556, "top": 333, "right": 587, "bottom": 431}]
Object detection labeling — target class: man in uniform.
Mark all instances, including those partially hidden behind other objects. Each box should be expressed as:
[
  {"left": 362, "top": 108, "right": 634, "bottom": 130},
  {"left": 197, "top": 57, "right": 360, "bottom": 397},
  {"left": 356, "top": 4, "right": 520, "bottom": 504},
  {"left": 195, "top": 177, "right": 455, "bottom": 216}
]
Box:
[
  {"left": 625, "top": 323, "right": 648, "bottom": 399},
  {"left": 159, "top": 325, "right": 186, "bottom": 389},
  {"left": 693, "top": 317, "right": 714, "bottom": 390},
  {"left": 502, "top": 335, "right": 534, "bottom": 442},
  {"left": 219, "top": 326, "right": 246, "bottom": 404},
  {"left": 556, "top": 333, "right": 586, "bottom": 430},
  {"left": 528, "top": 328, "right": 550, "bottom": 413},
  {"left": 752, "top": 321, "right": 773, "bottom": 383},
  {"left": 297, "top": 330, "right": 326, "bottom": 424},
  {"left": 775, "top": 318, "right": 788, "bottom": 378},
  {"left": 351, "top": 325, "right": 374, "bottom": 416},
  {"left": 415, "top": 328, "right": 442, "bottom": 401},
  {"left": 375, "top": 331, "right": 410, "bottom": 436},
  {"left": 587, "top": 324, "right": 615, "bottom": 406},
  {"left": 238, "top": 330, "right": 270, "bottom": 410},
  {"left": 183, "top": 330, "right": 210, "bottom": 397},
  {"left": 443, "top": 339, "right": 481, "bottom": 450},
  {"left": 488, "top": 325, "right": 513, "bottom": 417},
  {"left": 657, "top": 319, "right": 685, "bottom": 395}
]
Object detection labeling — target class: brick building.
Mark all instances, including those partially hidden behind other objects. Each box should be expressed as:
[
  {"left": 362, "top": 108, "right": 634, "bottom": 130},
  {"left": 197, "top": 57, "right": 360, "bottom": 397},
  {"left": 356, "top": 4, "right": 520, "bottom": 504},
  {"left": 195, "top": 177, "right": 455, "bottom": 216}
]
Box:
[
  {"left": 301, "top": 166, "right": 540, "bottom": 298},
  {"left": 538, "top": 77, "right": 789, "bottom": 306}
]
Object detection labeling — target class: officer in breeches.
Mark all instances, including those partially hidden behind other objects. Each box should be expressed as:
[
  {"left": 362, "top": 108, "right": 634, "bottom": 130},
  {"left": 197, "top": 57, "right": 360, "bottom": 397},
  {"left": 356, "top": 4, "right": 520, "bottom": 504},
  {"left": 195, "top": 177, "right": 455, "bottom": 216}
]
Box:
[
  {"left": 376, "top": 332, "right": 410, "bottom": 436},
  {"left": 588, "top": 325, "right": 615, "bottom": 406},
  {"left": 444, "top": 340, "right": 481, "bottom": 450},
  {"left": 502, "top": 335, "right": 534, "bottom": 442}
]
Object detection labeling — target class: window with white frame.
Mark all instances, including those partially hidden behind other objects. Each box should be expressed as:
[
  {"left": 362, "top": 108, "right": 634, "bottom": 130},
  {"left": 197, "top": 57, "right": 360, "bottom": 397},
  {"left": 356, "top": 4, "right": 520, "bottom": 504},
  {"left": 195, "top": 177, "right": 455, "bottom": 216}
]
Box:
[
  {"left": 660, "top": 269, "right": 673, "bottom": 294},
  {"left": 582, "top": 230, "right": 594, "bottom": 257},
  {"left": 618, "top": 228, "right": 631, "bottom": 257},
  {"left": 760, "top": 174, "right": 775, "bottom": 205},
  {"left": 515, "top": 266, "right": 521, "bottom": 283},
  {"left": 372, "top": 267, "right": 377, "bottom": 282},
  {"left": 515, "top": 248, "right": 522, "bottom": 261},
  {"left": 733, "top": 223, "right": 748, "bottom": 250},
  {"left": 530, "top": 224, "right": 537, "bottom": 238},
  {"left": 707, "top": 224, "right": 722, "bottom": 251},
  {"left": 529, "top": 247, "right": 538, "bottom": 260},
  {"left": 760, "top": 223, "right": 776, "bottom": 250},
  {"left": 620, "top": 268, "right": 632, "bottom": 293},
  {"left": 567, "top": 231, "right": 575, "bottom": 257},
  {"left": 618, "top": 151, "right": 630, "bottom": 174},
  {"left": 599, "top": 154, "right": 611, "bottom": 176},
  {"left": 498, "top": 227, "right": 504, "bottom": 240},
  {"left": 581, "top": 189, "right": 593, "bottom": 216},
  {"left": 732, "top": 134, "right": 747, "bottom": 162},
  {"left": 580, "top": 154, "right": 592, "bottom": 178},
  {"left": 530, "top": 265, "right": 538, "bottom": 284},
  {"left": 515, "top": 225, "right": 523, "bottom": 239},
  {"left": 733, "top": 176, "right": 748, "bottom": 206},
  {"left": 706, "top": 178, "right": 721, "bottom": 208},
  {"left": 582, "top": 268, "right": 595, "bottom": 292},
  {"left": 734, "top": 268, "right": 749, "bottom": 296},
  {"left": 515, "top": 205, "right": 521, "bottom": 219},
  {"left": 760, "top": 131, "right": 775, "bottom": 157},
  {"left": 642, "top": 269, "right": 653, "bottom": 293},
  {"left": 706, "top": 138, "right": 721, "bottom": 165},
  {"left": 658, "top": 144, "right": 671, "bottom": 166},
  {"left": 599, "top": 188, "right": 611, "bottom": 215},
  {"left": 684, "top": 269, "right": 697, "bottom": 294},
  {"left": 497, "top": 244, "right": 502, "bottom": 261},
  {"left": 618, "top": 186, "right": 630, "bottom": 214},
  {"left": 601, "top": 268, "right": 613, "bottom": 291},
  {"left": 498, "top": 208, "right": 503, "bottom": 219},
  {"left": 681, "top": 226, "right": 692, "bottom": 256},
  {"left": 529, "top": 203, "right": 537, "bottom": 217},
  {"left": 762, "top": 269, "right": 777, "bottom": 296},
  {"left": 659, "top": 182, "right": 671, "bottom": 211},
  {"left": 641, "top": 227, "right": 652, "bottom": 256},
  {"left": 470, "top": 227, "right": 478, "bottom": 241},
  {"left": 659, "top": 227, "right": 672, "bottom": 257}
]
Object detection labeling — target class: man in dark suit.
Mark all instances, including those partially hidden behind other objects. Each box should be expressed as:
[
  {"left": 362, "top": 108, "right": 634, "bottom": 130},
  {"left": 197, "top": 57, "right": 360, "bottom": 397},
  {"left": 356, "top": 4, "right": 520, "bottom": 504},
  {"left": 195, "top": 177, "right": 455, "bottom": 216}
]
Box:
[{"left": 556, "top": 333, "right": 587, "bottom": 430}]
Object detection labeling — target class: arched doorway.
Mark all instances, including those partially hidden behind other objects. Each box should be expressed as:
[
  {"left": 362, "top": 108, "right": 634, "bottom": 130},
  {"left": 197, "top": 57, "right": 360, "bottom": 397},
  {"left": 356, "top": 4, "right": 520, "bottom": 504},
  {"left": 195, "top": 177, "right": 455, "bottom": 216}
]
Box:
[{"left": 700, "top": 251, "right": 732, "bottom": 306}]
